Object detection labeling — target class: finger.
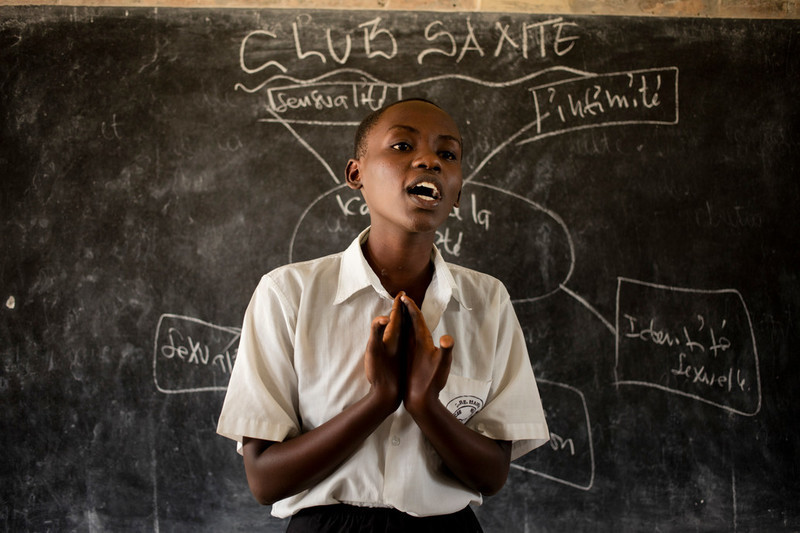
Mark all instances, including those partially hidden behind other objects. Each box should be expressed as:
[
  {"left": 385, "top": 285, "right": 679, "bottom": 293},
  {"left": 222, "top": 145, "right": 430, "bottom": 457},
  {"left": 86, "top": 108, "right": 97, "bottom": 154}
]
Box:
[
  {"left": 439, "top": 334, "right": 454, "bottom": 351},
  {"left": 401, "top": 295, "right": 431, "bottom": 340},
  {"left": 437, "top": 335, "right": 454, "bottom": 383},
  {"left": 383, "top": 292, "right": 404, "bottom": 345},
  {"left": 439, "top": 335, "right": 455, "bottom": 363}
]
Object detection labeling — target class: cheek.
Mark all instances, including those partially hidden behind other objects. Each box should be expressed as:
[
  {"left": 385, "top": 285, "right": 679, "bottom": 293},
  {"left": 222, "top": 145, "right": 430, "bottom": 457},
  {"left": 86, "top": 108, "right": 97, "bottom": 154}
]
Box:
[
  {"left": 449, "top": 180, "right": 463, "bottom": 206},
  {"left": 359, "top": 180, "right": 386, "bottom": 209},
  {"left": 375, "top": 159, "right": 401, "bottom": 178}
]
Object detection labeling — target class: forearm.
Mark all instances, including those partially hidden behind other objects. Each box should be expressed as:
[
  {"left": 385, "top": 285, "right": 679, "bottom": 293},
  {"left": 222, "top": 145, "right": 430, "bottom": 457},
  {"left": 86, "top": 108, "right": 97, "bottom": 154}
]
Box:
[
  {"left": 242, "top": 388, "right": 397, "bottom": 505},
  {"left": 407, "top": 397, "right": 511, "bottom": 496}
]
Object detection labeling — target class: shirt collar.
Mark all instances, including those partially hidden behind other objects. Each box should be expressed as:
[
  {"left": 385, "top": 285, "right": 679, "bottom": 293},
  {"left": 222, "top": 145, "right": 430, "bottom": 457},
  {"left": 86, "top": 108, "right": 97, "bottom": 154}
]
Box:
[{"left": 334, "top": 227, "right": 470, "bottom": 311}]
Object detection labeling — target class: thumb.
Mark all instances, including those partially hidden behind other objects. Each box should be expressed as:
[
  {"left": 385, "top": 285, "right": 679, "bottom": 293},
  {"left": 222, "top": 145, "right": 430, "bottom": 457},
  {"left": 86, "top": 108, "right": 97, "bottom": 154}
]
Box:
[
  {"left": 438, "top": 335, "right": 454, "bottom": 366},
  {"left": 368, "top": 316, "right": 389, "bottom": 353}
]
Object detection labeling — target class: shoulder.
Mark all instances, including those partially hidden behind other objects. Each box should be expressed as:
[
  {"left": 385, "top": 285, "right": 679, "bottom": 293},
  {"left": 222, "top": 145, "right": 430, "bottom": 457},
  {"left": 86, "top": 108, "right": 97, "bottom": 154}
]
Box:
[
  {"left": 264, "top": 251, "right": 344, "bottom": 281},
  {"left": 256, "top": 252, "right": 345, "bottom": 302},
  {"left": 445, "top": 262, "right": 511, "bottom": 306}
]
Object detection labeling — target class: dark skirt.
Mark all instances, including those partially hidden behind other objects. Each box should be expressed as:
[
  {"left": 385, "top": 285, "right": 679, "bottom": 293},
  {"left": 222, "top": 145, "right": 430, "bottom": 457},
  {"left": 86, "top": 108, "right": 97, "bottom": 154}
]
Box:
[{"left": 286, "top": 504, "right": 484, "bottom": 533}]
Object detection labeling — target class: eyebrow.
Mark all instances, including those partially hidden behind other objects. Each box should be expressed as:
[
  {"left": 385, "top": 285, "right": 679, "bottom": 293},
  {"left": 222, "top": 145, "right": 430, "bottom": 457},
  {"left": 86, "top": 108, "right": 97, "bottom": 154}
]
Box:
[{"left": 388, "top": 125, "right": 463, "bottom": 149}]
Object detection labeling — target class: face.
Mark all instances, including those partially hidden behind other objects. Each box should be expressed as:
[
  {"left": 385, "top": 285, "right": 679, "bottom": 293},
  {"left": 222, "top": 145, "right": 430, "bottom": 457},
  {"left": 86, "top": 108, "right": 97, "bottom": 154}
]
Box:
[{"left": 345, "top": 101, "right": 463, "bottom": 237}]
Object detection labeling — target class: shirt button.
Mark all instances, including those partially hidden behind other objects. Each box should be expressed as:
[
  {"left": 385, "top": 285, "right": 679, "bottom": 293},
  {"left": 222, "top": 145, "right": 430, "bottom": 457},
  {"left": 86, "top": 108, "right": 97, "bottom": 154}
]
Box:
[{"left": 391, "top": 436, "right": 401, "bottom": 446}]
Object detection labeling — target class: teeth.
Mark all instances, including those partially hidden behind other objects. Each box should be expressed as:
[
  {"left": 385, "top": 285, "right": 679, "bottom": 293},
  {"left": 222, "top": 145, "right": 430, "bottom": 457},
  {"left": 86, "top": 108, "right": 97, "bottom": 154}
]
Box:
[{"left": 409, "top": 181, "right": 441, "bottom": 199}]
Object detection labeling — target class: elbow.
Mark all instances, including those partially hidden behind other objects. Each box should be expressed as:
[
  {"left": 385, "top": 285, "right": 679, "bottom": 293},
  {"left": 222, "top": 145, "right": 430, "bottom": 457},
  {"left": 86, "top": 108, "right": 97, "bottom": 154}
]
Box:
[
  {"left": 247, "top": 478, "right": 282, "bottom": 507},
  {"left": 476, "top": 448, "right": 511, "bottom": 496},
  {"left": 244, "top": 464, "right": 296, "bottom": 506},
  {"left": 447, "top": 461, "right": 509, "bottom": 497},
  {"left": 252, "top": 494, "right": 273, "bottom": 507},
  {"left": 245, "top": 464, "right": 292, "bottom": 506},
  {"left": 477, "top": 471, "right": 509, "bottom": 497},
  {"left": 480, "top": 485, "right": 503, "bottom": 497},
  {"left": 251, "top": 493, "right": 278, "bottom": 507},
  {"left": 246, "top": 477, "right": 272, "bottom": 506},
  {"left": 242, "top": 437, "right": 285, "bottom": 506},
  {"left": 479, "top": 480, "right": 506, "bottom": 497}
]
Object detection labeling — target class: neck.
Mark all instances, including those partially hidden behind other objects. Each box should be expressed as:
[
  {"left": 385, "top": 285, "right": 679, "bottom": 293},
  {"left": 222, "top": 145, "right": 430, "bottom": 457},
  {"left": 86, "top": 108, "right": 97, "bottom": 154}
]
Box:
[{"left": 362, "top": 229, "right": 435, "bottom": 306}]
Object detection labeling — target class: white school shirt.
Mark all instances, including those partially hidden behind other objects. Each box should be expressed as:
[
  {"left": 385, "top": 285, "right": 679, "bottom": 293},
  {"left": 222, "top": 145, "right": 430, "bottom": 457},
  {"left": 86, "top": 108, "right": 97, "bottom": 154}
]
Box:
[{"left": 217, "top": 228, "right": 549, "bottom": 518}]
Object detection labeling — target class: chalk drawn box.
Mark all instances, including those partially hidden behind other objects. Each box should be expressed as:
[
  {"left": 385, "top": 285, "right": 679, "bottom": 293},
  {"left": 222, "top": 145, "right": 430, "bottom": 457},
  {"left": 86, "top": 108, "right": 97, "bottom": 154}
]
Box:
[
  {"left": 512, "top": 379, "right": 595, "bottom": 491},
  {"left": 614, "top": 278, "right": 761, "bottom": 416},
  {"left": 153, "top": 314, "right": 240, "bottom": 394}
]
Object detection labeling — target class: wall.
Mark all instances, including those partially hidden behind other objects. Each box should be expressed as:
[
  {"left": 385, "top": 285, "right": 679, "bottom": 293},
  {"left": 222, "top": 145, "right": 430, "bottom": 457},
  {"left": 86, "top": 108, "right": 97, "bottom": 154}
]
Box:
[{"left": 1, "top": 0, "right": 798, "bottom": 18}]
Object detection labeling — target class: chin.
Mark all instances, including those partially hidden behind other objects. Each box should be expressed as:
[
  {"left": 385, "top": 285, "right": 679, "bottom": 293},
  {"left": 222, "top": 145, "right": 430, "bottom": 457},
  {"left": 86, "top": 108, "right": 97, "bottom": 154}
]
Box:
[{"left": 406, "top": 220, "right": 444, "bottom": 235}]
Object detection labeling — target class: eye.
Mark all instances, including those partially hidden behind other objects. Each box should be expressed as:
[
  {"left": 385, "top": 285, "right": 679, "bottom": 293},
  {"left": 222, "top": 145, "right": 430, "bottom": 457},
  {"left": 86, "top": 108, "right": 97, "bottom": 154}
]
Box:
[
  {"left": 439, "top": 150, "right": 458, "bottom": 161},
  {"left": 391, "top": 141, "right": 412, "bottom": 151}
]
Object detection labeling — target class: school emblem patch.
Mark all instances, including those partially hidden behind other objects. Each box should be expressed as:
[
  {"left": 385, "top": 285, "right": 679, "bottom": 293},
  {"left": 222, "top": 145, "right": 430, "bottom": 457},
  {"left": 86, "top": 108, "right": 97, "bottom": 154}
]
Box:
[{"left": 446, "top": 395, "right": 484, "bottom": 423}]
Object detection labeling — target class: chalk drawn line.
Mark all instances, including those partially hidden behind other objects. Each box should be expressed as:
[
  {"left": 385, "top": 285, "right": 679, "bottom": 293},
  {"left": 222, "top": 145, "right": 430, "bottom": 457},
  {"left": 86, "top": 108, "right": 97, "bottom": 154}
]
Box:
[
  {"left": 288, "top": 182, "right": 349, "bottom": 264},
  {"left": 559, "top": 283, "right": 616, "bottom": 336},
  {"left": 261, "top": 107, "right": 341, "bottom": 184},
  {"left": 236, "top": 67, "right": 386, "bottom": 94},
  {"left": 235, "top": 65, "right": 592, "bottom": 94},
  {"left": 472, "top": 182, "right": 576, "bottom": 304},
  {"left": 151, "top": 425, "right": 160, "bottom": 533}
]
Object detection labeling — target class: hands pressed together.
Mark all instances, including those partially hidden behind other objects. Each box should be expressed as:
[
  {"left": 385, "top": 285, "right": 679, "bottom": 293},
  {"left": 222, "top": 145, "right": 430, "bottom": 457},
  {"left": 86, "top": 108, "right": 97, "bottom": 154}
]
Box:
[
  {"left": 362, "top": 292, "right": 511, "bottom": 495},
  {"left": 364, "top": 292, "right": 454, "bottom": 418}
]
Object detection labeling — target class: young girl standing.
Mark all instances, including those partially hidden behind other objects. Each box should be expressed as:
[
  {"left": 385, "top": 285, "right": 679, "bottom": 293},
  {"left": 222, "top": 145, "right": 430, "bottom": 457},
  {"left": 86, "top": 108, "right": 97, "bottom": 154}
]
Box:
[{"left": 217, "top": 98, "right": 549, "bottom": 531}]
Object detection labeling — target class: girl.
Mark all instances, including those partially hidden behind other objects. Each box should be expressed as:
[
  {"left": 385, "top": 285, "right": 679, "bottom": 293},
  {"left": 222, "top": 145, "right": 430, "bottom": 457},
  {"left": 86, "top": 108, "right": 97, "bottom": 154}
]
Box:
[{"left": 217, "top": 98, "right": 549, "bottom": 531}]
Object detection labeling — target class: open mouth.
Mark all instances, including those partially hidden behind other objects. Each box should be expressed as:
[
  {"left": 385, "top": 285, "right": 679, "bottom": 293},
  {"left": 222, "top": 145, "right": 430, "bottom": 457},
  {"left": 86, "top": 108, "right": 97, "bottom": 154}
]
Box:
[{"left": 408, "top": 181, "right": 442, "bottom": 200}]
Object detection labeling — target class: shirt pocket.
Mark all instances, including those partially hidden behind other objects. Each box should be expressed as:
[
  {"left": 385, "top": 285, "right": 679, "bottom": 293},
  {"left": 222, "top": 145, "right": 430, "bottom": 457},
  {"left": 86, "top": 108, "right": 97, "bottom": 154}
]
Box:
[{"left": 439, "top": 374, "right": 492, "bottom": 424}]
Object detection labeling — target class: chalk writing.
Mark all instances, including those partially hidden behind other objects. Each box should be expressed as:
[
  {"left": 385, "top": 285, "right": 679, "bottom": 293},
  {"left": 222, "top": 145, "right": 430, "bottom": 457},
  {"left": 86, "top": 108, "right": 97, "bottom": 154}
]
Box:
[
  {"left": 695, "top": 201, "right": 764, "bottom": 230},
  {"left": 622, "top": 314, "right": 732, "bottom": 357},
  {"left": 267, "top": 82, "right": 392, "bottom": 117},
  {"left": 435, "top": 227, "right": 463, "bottom": 256},
  {"left": 417, "top": 17, "right": 579, "bottom": 64},
  {"left": 549, "top": 432, "right": 575, "bottom": 455},
  {"left": 335, "top": 193, "right": 370, "bottom": 216},
  {"left": 239, "top": 15, "right": 580, "bottom": 78},
  {"left": 329, "top": 190, "right": 493, "bottom": 258},
  {"left": 512, "top": 380, "right": 594, "bottom": 491},
  {"left": 614, "top": 278, "right": 761, "bottom": 416},
  {"left": 622, "top": 313, "right": 747, "bottom": 394},
  {"left": 153, "top": 314, "right": 240, "bottom": 394},
  {"left": 671, "top": 353, "right": 746, "bottom": 392},
  {"left": 451, "top": 193, "right": 493, "bottom": 231},
  {"left": 160, "top": 327, "right": 235, "bottom": 374}
]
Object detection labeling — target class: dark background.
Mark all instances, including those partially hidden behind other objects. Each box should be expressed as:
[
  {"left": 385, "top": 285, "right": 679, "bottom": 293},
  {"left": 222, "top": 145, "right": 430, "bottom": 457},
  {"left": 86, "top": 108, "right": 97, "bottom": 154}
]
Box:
[{"left": 1, "top": 7, "right": 798, "bottom": 531}]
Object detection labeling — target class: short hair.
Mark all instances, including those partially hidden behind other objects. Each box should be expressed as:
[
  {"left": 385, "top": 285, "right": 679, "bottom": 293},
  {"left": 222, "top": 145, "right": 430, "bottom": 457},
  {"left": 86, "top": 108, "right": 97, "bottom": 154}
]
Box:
[{"left": 352, "top": 98, "right": 444, "bottom": 159}]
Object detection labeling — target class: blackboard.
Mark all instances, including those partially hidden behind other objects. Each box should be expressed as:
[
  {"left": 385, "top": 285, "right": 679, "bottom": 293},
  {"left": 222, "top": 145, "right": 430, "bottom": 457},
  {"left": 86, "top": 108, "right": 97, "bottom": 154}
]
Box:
[{"left": 1, "top": 6, "right": 798, "bottom": 531}]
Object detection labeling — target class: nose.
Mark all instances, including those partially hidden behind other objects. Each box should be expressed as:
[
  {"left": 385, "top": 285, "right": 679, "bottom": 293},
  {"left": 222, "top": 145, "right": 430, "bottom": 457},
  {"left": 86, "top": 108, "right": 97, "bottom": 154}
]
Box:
[{"left": 413, "top": 148, "right": 441, "bottom": 172}]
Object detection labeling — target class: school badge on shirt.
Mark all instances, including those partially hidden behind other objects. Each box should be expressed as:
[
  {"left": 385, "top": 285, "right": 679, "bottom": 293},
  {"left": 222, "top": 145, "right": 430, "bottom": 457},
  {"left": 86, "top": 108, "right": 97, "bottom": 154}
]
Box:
[{"left": 446, "top": 395, "right": 484, "bottom": 423}]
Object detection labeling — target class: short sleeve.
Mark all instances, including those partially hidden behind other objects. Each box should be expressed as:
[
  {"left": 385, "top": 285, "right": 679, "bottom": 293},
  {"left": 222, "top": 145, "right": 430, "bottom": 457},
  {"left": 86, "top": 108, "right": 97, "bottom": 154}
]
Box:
[
  {"left": 466, "top": 292, "right": 549, "bottom": 461},
  {"left": 216, "top": 275, "right": 301, "bottom": 452}
]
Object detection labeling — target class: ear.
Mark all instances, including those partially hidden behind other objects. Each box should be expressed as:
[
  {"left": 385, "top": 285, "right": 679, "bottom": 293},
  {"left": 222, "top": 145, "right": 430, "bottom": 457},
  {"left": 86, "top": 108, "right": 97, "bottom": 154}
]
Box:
[{"left": 345, "top": 159, "right": 362, "bottom": 189}]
